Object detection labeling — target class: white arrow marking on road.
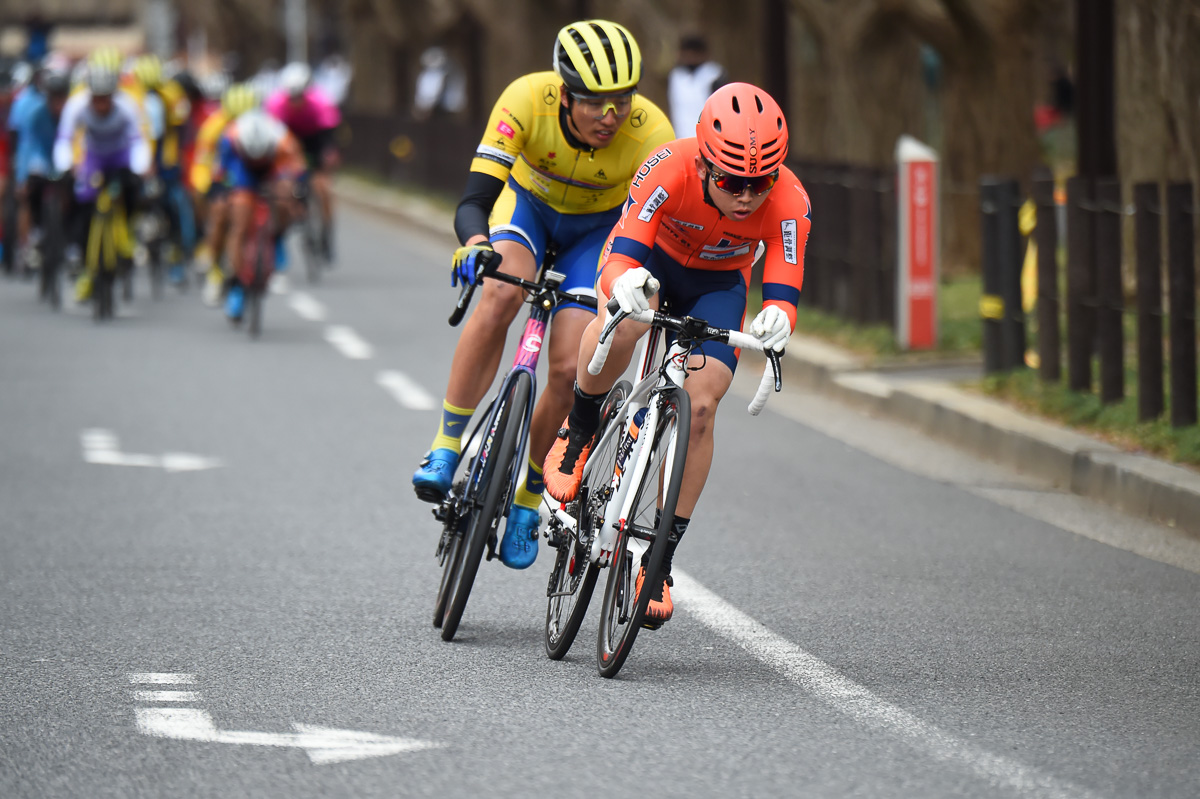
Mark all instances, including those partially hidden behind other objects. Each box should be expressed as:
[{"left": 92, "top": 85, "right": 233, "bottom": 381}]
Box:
[
  {"left": 288, "top": 291, "right": 327, "bottom": 322},
  {"left": 136, "top": 707, "right": 441, "bottom": 765},
  {"left": 324, "top": 326, "right": 374, "bottom": 360},
  {"left": 375, "top": 370, "right": 437, "bottom": 410},
  {"left": 80, "top": 430, "right": 224, "bottom": 472}
]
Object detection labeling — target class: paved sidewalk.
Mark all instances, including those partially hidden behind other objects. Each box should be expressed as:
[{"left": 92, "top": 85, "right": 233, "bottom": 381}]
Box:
[{"left": 335, "top": 173, "right": 1200, "bottom": 540}]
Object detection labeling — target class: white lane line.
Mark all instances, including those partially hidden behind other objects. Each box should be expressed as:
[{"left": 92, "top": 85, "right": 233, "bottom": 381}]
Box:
[
  {"left": 671, "top": 570, "right": 1100, "bottom": 799},
  {"left": 375, "top": 370, "right": 437, "bottom": 411},
  {"left": 134, "top": 691, "right": 201, "bottom": 702},
  {"left": 128, "top": 673, "right": 197, "bottom": 684},
  {"left": 324, "top": 325, "right": 373, "bottom": 360},
  {"left": 288, "top": 291, "right": 327, "bottom": 322}
]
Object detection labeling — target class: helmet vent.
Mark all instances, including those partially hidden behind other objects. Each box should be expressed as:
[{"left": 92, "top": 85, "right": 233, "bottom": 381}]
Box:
[
  {"left": 755, "top": 95, "right": 764, "bottom": 113},
  {"left": 713, "top": 119, "right": 722, "bottom": 133},
  {"left": 731, "top": 96, "right": 740, "bottom": 113}
]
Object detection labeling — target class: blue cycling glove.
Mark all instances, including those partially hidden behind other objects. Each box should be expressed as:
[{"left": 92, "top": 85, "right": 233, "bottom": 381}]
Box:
[{"left": 450, "top": 242, "right": 497, "bottom": 288}]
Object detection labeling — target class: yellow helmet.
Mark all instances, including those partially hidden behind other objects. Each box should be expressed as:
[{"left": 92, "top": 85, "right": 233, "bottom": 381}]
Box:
[
  {"left": 221, "top": 83, "right": 258, "bottom": 117},
  {"left": 553, "top": 20, "right": 642, "bottom": 95},
  {"left": 89, "top": 47, "right": 123, "bottom": 75},
  {"left": 133, "top": 54, "right": 163, "bottom": 89}
]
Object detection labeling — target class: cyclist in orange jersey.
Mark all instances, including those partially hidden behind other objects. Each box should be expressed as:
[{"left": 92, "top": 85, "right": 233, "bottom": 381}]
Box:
[{"left": 544, "top": 83, "right": 811, "bottom": 625}]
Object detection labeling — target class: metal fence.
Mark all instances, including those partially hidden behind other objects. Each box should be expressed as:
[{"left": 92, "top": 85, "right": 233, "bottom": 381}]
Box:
[{"left": 981, "top": 172, "right": 1199, "bottom": 427}]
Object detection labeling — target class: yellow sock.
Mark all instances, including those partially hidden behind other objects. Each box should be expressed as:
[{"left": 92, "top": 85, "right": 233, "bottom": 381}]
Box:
[
  {"left": 429, "top": 400, "right": 474, "bottom": 455},
  {"left": 512, "top": 457, "right": 544, "bottom": 510}
]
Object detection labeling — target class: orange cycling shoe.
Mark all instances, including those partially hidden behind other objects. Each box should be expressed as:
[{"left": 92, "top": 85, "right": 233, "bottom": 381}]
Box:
[
  {"left": 636, "top": 567, "right": 673, "bottom": 629},
  {"left": 543, "top": 419, "right": 593, "bottom": 503}
]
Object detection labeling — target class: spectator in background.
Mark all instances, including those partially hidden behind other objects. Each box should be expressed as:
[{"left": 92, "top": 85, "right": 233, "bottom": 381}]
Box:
[
  {"left": 667, "top": 35, "right": 727, "bottom": 137},
  {"left": 313, "top": 54, "right": 352, "bottom": 107},
  {"left": 412, "top": 46, "right": 466, "bottom": 121}
]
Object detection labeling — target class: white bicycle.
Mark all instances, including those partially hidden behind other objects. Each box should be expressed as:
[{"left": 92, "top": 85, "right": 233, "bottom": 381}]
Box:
[{"left": 543, "top": 297, "right": 782, "bottom": 678}]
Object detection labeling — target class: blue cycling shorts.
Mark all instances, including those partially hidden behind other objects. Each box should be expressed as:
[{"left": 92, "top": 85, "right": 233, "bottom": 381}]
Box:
[{"left": 489, "top": 179, "right": 621, "bottom": 314}]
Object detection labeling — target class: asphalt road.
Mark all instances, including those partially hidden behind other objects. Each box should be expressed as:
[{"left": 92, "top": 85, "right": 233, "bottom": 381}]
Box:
[{"left": 1, "top": 207, "right": 1198, "bottom": 799}]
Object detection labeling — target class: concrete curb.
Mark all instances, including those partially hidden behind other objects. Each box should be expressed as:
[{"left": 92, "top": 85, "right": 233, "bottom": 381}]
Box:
[{"left": 335, "top": 174, "right": 1200, "bottom": 539}]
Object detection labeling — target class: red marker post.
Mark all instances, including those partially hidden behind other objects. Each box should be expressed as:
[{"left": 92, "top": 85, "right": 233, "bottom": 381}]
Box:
[{"left": 895, "top": 136, "right": 940, "bottom": 350}]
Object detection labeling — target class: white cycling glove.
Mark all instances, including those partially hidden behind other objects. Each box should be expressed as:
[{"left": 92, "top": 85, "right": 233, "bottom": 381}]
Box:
[
  {"left": 750, "top": 305, "right": 792, "bottom": 352},
  {"left": 610, "top": 267, "right": 660, "bottom": 315}
]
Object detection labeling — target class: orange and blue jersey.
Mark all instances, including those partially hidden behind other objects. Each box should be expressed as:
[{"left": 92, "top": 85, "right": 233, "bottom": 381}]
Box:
[
  {"left": 598, "top": 137, "right": 811, "bottom": 370},
  {"left": 215, "top": 121, "right": 305, "bottom": 191}
]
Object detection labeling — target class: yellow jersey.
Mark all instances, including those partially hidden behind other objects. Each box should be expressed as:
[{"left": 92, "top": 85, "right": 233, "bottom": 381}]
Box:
[
  {"left": 470, "top": 71, "right": 674, "bottom": 215},
  {"left": 190, "top": 109, "right": 232, "bottom": 193}
]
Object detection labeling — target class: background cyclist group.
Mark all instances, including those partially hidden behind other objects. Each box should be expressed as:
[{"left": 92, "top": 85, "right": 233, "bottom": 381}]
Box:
[
  {"left": 1, "top": 48, "right": 342, "bottom": 323},
  {"left": 413, "top": 19, "right": 810, "bottom": 628}
]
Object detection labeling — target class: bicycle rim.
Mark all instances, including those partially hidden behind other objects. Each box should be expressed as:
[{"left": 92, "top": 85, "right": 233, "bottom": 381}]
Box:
[
  {"left": 544, "top": 380, "right": 630, "bottom": 660},
  {"left": 597, "top": 386, "right": 690, "bottom": 678},
  {"left": 441, "top": 371, "right": 531, "bottom": 641},
  {"left": 433, "top": 486, "right": 467, "bottom": 627}
]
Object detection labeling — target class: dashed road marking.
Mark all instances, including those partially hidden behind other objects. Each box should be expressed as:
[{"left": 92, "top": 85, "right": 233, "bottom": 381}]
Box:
[
  {"left": 288, "top": 291, "right": 327, "bottom": 322},
  {"left": 134, "top": 691, "right": 201, "bottom": 702},
  {"left": 324, "top": 325, "right": 373, "bottom": 360},
  {"left": 376, "top": 370, "right": 436, "bottom": 410},
  {"left": 128, "top": 673, "right": 197, "bottom": 685}
]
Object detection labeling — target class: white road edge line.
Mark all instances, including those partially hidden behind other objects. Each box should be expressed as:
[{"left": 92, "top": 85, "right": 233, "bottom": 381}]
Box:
[
  {"left": 671, "top": 570, "right": 1101, "bottom": 799},
  {"left": 128, "top": 673, "right": 197, "bottom": 684},
  {"left": 288, "top": 291, "right": 327, "bottom": 322},
  {"left": 375, "top": 370, "right": 437, "bottom": 411},
  {"left": 134, "top": 691, "right": 201, "bottom": 702},
  {"left": 324, "top": 326, "right": 373, "bottom": 360}
]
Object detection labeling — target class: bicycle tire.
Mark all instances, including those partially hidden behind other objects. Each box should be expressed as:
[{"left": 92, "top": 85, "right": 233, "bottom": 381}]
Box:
[
  {"left": 41, "top": 189, "right": 63, "bottom": 310},
  {"left": 433, "top": 478, "right": 468, "bottom": 627},
  {"left": 149, "top": 240, "right": 164, "bottom": 300},
  {"left": 247, "top": 248, "right": 266, "bottom": 339},
  {"left": 544, "top": 380, "right": 631, "bottom": 660},
  {"left": 303, "top": 196, "right": 323, "bottom": 283},
  {"left": 440, "top": 370, "right": 531, "bottom": 641},
  {"left": 597, "top": 386, "right": 690, "bottom": 678}
]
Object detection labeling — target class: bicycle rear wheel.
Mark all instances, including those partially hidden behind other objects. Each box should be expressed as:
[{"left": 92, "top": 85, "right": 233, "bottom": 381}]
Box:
[
  {"left": 41, "top": 189, "right": 63, "bottom": 310},
  {"left": 246, "top": 251, "right": 266, "bottom": 339},
  {"left": 597, "top": 386, "right": 690, "bottom": 678},
  {"left": 433, "top": 478, "right": 468, "bottom": 627},
  {"left": 440, "top": 371, "right": 531, "bottom": 641},
  {"left": 545, "top": 380, "right": 630, "bottom": 660},
  {"left": 303, "top": 196, "right": 324, "bottom": 283}
]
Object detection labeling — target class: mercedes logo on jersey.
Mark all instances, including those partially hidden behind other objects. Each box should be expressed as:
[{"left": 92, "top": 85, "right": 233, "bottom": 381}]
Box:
[{"left": 543, "top": 85, "right": 558, "bottom": 105}]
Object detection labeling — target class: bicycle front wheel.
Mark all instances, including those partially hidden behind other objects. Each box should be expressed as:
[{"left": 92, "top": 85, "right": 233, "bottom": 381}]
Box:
[
  {"left": 597, "top": 386, "right": 690, "bottom": 679},
  {"left": 545, "top": 380, "right": 630, "bottom": 660},
  {"left": 440, "top": 371, "right": 531, "bottom": 641}
]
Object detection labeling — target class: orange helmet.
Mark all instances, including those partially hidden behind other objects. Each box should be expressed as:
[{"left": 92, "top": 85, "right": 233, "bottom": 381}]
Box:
[{"left": 696, "top": 83, "right": 788, "bottom": 176}]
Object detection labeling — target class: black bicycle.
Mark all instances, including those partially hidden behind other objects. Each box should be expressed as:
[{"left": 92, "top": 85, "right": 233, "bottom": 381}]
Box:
[{"left": 432, "top": 249, "right": 597, "bottom": 641}]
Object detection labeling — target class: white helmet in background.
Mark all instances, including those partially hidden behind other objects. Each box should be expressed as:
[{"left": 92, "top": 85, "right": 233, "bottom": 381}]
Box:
[
  {"left": 87, "top": 65, "right": 119, "bottom": 97},
  {"left": 279, "top": 62, "right": 311, "bottom": 99},
  {"left": 235, "top": 109, "right": 285, "bottom": 161}
]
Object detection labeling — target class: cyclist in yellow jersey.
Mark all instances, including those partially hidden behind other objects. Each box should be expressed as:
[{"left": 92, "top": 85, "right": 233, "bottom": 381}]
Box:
[
  {"left": 413, "top": 20, "right": 674, "bottom": 570},
  {"left": 192, "top": 83, "right": 258, "bottom": 305}
]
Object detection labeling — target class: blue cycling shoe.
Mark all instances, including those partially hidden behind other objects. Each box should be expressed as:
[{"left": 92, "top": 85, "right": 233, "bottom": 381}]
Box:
[
  {"left": 413, "top": 448, "right": 459, "bottom": 504},
  {"left": 499, "top": 505, "right": 540, "bottom": 569},
  {"left": 225, "top": 285, "right": 245, "bottom": 320}
]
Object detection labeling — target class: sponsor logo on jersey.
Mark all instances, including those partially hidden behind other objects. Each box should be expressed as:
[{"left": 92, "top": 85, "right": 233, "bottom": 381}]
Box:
[
  {"left": 668, "top": 216, "right": 704, "bottom": 231},
  {"left": 595, "top": 168, "right": 606, "bottom": 179},
  {"left": 477, "top": 144, "right": 516, "bottom": 168},
  {"left": 699, "top": 237, "right": 753, "bottom": 261},
  {"left": 496, "top": 120, "right": 515, "bottom": 139},
  {"left": 638, "top": 186, "right": 669, "bottom": 222},
  {"left": 630, "top": 147, "right": 673, "bottom": 189},
  {"left": 501, "top": 108, "right": 525, "bottom": 131},
  {"left": 781, "top": 219, "right": 798, "bottom": 264},
  {"left": 543, "top": 85, "right": 558, "bottom": 105},
  {"left": 630, "top": 109, "right": 647, "bottom": 128}
]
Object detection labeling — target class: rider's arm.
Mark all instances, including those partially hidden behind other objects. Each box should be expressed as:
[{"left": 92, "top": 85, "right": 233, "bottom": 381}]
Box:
[
  {"left": 453, "top": 171, "right": 504, "bottom": 245},
  {"left": 115, "top": 95, "right": 152, "bottom": 175},
  {"left": 52, "top": 92, "right": 87, "bottom": 174},
  {"left": 596, "top": 144, "right": 686, "bottom": 298},
  {"left": 757, "top": 178, "right": 812, "bottom": 329}
]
